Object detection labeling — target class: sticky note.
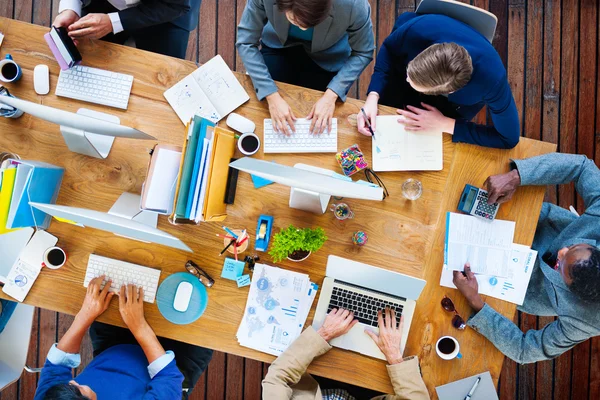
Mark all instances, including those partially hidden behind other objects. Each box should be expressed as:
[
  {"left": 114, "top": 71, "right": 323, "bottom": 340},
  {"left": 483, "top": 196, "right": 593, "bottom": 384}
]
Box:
[
  {"left": 236, "top": 274, "right": 251, "bottom": 288},
  {"left": 221, "top": 258, "right": 245, "bottom": 280},
  {"left": 251, "top": 174, "right": 273, "bottom": 189}
]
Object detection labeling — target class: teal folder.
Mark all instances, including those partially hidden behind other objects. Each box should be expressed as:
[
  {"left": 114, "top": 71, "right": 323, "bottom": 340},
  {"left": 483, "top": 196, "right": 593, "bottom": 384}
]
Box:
[
  {"left": 6, "top": 160, "right": 64, "bottom": 229},
  {"left": 175, "top": 116, "right": 202, "bottom": 217},
  {"left": 185, "top": 118, "right": 214, "bottom": 218}
]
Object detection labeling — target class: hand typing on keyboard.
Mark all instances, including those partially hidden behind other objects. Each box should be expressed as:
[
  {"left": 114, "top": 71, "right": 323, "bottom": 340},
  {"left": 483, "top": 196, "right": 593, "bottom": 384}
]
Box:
[
  {"left": 316, "top": 308, "right": 358, "bottom": 342},
  {"left": 306, "top": 88, "right": 338, "bottom": 134},
  {"left": 78, "top": 275, "right": 115, "bottom": 324},
  {"left": 365, "top": 308, "right": 405, "bottom": 365}
]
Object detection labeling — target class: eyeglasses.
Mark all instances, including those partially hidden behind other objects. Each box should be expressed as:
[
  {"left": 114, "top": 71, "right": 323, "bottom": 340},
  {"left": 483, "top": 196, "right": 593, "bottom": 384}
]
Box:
[
  {"left": 441, "top": 296, "right": 466, "bottom": 330},
  {"left": 185, "top": 260, "right": 215, "bottom": 288},
  {"left": 364, "top": 168, "right": 389, "bottom": 199}
]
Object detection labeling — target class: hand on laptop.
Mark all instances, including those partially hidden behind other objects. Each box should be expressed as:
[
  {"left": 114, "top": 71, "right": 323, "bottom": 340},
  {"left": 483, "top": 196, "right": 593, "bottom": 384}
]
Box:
[
  {"left": 317, "top": 308, "right": 358, "bottom": 342},
  {"left": 365, "top": 308, "right": 404, "bottom": 365}
]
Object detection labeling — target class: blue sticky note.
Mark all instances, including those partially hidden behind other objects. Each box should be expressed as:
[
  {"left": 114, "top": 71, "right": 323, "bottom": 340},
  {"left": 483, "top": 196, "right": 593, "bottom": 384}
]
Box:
[
  {"left": 236, "top": 274, "right": 251, "bottom": 288},
  {"left": 221, "top": 258, "right": 245, "bottom": 280},
  {"left": 251, "top": 174, "right": 274, "bottom": 189}
]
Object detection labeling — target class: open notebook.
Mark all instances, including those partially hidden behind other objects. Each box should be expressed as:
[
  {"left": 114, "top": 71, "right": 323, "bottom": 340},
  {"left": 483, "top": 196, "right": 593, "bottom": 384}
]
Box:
[
  {"left": 372, "top": 115, "right": 443, "bottom": 171},
  {"left": 164, "top": 55, "right": 250, "bottom": 125}
]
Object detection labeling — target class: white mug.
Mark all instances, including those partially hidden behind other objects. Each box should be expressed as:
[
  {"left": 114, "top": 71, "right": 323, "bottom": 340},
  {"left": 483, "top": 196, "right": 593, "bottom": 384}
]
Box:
[{"left": 435, "top": 336, "right": 462, "bottom": 360}]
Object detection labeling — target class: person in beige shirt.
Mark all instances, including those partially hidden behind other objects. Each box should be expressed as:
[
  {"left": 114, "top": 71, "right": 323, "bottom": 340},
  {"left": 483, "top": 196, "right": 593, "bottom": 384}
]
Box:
[{"left": 262, "top": 307, "right": 430, "bottom": 399}]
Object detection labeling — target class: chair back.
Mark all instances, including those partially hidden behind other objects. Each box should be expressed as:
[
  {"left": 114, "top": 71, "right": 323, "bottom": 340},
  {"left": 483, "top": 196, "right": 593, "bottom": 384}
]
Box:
[
  {"left": 416, "top": 0, "right": 498, "bottom": 43},
  {"left": 0, "top": 303, "right": 35, "bottom": 391}
]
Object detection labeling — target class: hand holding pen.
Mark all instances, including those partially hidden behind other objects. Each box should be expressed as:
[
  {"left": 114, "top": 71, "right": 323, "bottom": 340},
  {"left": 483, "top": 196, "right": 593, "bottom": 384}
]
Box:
[{"left": 357, "top": 93, "right": 379, "bottom": 136}]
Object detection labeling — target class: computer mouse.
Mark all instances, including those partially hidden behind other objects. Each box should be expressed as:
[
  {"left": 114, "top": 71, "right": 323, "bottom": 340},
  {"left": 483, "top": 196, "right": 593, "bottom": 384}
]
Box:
[
  {"left": 33, "top": 64, "right": 50, "bottom": 95},
  {"left": 226, "top": 112, "right": 255, "bottom": 133},
  {"left": 173, "top": 281, "right": 193, "bottom": 312}
]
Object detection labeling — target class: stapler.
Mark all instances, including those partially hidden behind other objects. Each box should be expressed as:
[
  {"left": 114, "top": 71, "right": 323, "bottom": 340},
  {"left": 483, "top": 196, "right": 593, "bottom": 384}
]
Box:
[{"left": 255, "top": 215, "right": 273, "bottom": 252}]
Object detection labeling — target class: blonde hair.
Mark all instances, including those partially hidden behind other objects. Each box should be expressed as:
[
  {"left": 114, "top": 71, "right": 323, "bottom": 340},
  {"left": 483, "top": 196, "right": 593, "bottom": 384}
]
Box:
[{"left": 407, "top": 43, "right": 473, "bottom": 95}]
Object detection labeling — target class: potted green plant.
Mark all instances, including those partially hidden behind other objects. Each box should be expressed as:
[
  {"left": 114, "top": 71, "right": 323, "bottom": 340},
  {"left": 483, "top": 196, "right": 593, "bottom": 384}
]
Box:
[{"left": 269, "top": 225, "right": 328, "bottom": 262}]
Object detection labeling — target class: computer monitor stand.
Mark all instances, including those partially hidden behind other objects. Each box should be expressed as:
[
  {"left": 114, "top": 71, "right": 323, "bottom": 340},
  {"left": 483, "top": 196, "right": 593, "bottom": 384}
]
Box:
[
  {"left": 288, "top": 164, "right": 332, "bottom": 214},
  {"left": 60, "top": 108, "right": 117, "bottom": 159},
  {"left": 108, "top": 193, "right": 158, "bottom": 242}
]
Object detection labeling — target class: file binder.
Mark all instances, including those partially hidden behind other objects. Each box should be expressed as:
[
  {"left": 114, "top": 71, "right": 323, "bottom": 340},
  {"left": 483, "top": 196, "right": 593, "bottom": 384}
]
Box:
[{"left": 5, "top": 160, "right": 64, "bottom": 229}]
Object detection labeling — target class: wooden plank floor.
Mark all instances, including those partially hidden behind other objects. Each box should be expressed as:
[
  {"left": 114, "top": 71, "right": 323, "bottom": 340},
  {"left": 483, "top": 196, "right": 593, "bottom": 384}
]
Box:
[{"left": 1, "top": 0, "right": 599, "bottom": 399}]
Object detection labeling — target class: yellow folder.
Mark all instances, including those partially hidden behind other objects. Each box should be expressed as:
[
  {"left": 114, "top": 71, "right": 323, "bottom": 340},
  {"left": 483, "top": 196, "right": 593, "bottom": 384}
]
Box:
[
  {"left": 202, "top": 126, "right": 236, "bottom": 222},
  {"left": 0, "top": 168, "right": 18, "bottom": 234}
]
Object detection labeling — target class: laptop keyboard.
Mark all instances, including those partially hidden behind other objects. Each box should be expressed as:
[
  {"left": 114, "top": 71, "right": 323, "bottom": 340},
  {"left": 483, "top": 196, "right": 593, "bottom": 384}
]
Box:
[{"left": 327, "top": 286, "right": 403, "bottom": 327}]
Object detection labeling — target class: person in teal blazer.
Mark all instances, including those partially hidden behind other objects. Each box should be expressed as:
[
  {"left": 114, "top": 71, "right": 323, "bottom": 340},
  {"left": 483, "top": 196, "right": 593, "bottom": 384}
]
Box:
[
  {"left": 358, "top": 12, "right": 520, "bottom": 149},
  {"left": 237, "top": 0, "right": 375, "bottom": 135}
]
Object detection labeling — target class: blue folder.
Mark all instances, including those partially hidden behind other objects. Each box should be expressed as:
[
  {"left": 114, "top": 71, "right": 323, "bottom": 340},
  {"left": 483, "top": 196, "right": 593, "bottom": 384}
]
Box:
[
  {"left": 185, "top": 118, "right": 215, "bottom": 218},
  {"left": 6, "top": 160, "right": 64, "bottom": 229}
]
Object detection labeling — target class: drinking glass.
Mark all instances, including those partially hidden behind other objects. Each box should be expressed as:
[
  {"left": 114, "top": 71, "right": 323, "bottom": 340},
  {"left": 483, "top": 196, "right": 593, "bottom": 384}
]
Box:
[{"left": 402, "top": 179, "right": 422, "bottom": 200}]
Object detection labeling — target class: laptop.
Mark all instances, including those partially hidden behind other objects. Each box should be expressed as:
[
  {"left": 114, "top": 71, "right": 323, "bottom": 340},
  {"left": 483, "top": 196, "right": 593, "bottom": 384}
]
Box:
[{"left": 312, "top": 256, "right": 426, "bottom": 360}]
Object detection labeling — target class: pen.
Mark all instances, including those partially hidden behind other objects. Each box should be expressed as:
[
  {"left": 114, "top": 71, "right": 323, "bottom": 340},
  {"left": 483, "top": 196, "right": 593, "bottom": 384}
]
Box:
[
  {"left": 464, "top": 377, "right": 481, "bottom": 400},
  {"left": 237, "top": 235, "right": 249, "bottom": 246},
  {"left": 360, "top": 108, "right": 376, "bottom": 139},
  {"left": 222, "top": 226, "right": 239, "bottom": 239},
  {"left": 219, "top": 239, "right": 236, "bottom": 256},
  {"left": 216, "top": 234, "right": 235, "bottom": 240}
]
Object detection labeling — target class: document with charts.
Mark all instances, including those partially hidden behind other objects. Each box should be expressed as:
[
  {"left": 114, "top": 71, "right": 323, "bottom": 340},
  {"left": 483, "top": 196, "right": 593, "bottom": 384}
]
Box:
[
  {"left": 441, "top": 243, "right": 538, "bottom": 305},
  {"left": 444, "top": 212, "right": 515, "bottom": 277},
  {"left": 164, "top": 55, "right": 249, "bottom": 124},
  {"left": 372, "top": 115, "right": 443, "bottom": 171},
  {"left": 236, "top": 263, "right": 318, "bottom": 356}
]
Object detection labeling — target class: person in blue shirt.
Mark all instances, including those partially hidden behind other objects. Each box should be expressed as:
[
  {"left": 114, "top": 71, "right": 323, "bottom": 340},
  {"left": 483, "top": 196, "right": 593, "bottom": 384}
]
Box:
[
  {"left": 34, "top": 276, "right": 212, "bottom": 400},
  {"left": 237, "top": 0, "right": 375, "bottom": 135},
  {"left": 357, "top": 12, "right": 520, "bottom": 149}
]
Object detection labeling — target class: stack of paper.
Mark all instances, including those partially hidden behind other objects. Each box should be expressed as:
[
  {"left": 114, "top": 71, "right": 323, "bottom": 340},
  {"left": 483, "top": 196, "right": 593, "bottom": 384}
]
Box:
[
  {"left": 237, "top": 263, "right": 318, "bottom": 356},
  {"left": 441, "top": 212, "right": 538, "bottom": 305},
  {"left": 0, "top": 159, "right": 64, "bottom": 230}
]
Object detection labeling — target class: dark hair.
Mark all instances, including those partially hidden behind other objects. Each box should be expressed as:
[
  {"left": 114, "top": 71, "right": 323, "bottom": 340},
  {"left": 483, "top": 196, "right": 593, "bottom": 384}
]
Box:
[
  {"left": 43, "top": 384, "right": 90, "bottom": 400},
  {"left": 569, "top": 247, "right": 600, "bottom": 302},
  {"left": 407, "top": 43, "right": 473, "bottom": 95},
  {"left": 276, "top": 0, "right": 333, "bottom": 28}
]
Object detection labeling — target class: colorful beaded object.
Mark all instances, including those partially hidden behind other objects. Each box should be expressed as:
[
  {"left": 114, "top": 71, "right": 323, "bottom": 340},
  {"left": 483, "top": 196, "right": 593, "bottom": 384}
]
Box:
[
  {"left": 335, "top": 144, "right": 368, "bottom": 176},
  {"left": 352, "top": 231, "right": 368, "bottom": 246}
]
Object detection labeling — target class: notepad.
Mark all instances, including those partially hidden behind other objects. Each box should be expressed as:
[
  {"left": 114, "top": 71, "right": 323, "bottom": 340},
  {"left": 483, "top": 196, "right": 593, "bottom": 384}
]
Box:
[
  {"left": 222, "top": 258, "right": 245, "bottom": 281},
  {"left": 436, "top": 371, "right": 498, "bottom": 400},
  {"left": 164, "top": 55, "right": 250, "bottom": 125},
  {"left": 372, "top": 115, "right": 443, "bottom": 171}
]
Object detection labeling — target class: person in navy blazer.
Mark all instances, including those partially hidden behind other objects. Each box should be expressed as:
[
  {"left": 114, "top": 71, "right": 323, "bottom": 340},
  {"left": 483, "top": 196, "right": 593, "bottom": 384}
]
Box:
[{"left": 357, "top": 12, "right": 520, "bottom": 149}]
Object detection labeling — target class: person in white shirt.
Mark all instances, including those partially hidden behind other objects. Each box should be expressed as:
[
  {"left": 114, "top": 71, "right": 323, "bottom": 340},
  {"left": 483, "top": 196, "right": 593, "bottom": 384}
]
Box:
[{"left": 53, "top": 0, "right": 201, "bottom": 59}]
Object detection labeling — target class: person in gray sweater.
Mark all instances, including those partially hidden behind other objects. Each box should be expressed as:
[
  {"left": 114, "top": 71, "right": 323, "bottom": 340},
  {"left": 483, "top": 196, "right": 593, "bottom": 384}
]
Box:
[{"left": 453, "top": 153, "right": 600, "bottom": 364}]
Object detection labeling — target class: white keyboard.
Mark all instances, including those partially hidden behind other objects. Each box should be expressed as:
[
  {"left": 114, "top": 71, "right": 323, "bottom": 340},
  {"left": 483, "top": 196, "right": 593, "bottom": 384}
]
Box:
[
  {"left": 56, "top": 65, "right": 134, "bottom": 110},
  {"left": 263, "top": 118, "right": 338, "bottom": 153},
  {"left": 84, "top": 254, "right": 161, "bottom": 303}
]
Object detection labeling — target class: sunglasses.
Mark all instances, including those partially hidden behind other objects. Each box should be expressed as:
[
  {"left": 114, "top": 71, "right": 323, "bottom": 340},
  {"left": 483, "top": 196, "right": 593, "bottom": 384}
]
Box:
[
  {"left": 364, "top": 168, "right": 389, "bottom": 199},
  {"left": 441, "top": 296, "right": 466, "bottom": 330},
  {"left": 185, "top": 260, "right": 215, "bottom": 288}
]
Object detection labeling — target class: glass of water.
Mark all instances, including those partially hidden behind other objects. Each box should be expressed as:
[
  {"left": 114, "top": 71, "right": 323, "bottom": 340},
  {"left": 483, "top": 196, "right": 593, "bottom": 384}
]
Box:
[{"left": 402, "top": 179, "right": 422, "bottom": 200}]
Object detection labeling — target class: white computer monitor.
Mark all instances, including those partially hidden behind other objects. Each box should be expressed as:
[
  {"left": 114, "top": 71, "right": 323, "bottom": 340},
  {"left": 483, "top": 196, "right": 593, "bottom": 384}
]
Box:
[
  {"left": 0, "top": 94, "right": 155, "bottom": 159},
  {"left": 229, "top": 157, "right": 384, "bottom": 214},
  {"left": 30, "top": 197, "right": 192, "bottom": 252}
]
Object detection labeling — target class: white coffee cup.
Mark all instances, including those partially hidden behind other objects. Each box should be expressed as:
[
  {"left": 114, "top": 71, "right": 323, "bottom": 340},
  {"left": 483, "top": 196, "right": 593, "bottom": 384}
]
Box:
[
  {"left": 237, "top": 132, "right": 261, "bottom": 156},
  {"left": 435, "top": 336, "right": 462, "bottom": 360},
  {"left": 42, "top": 246, "right": 67, "bottom": 269}
]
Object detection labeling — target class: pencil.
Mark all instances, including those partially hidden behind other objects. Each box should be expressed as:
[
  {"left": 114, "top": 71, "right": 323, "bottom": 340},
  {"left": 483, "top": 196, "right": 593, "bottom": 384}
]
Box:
[
  {"left": 219, "top": 239, "right": 236, "bottom": 256},
  {"left": 237, "top": 235, "right": 249, "bottom": 246},
  {"left": 233, "top": 240, "right": 238, "bottom": 261},
  {"left": 216, "top": 234, "right": 235, "bottom": 239},
  {"left": 360, "top": 108, "right": 376, "bottom": 139},
  {"left": 222, "top": 226, "right": 239, "bottom": 239}
]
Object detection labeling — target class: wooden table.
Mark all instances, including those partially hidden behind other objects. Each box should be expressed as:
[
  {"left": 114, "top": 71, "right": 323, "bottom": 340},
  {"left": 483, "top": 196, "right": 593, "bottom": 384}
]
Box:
[{"left": 0, "top": 18, "right": 556, "bottom": 397}]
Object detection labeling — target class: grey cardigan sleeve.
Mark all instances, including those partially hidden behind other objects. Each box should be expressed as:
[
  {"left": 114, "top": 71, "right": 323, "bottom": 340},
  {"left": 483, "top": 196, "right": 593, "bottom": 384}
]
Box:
[
  {"left": 236, "top": 0, "right": 279, "bottom": 101},
  {"left": 467, "top": 304, "right": 590, "bottom": 364},
  {"left": 326, "top": 0, "right": 375, "bottom": 101},
  {"left": 512, "top": 153, "right": 600, "bottom": 214}
]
